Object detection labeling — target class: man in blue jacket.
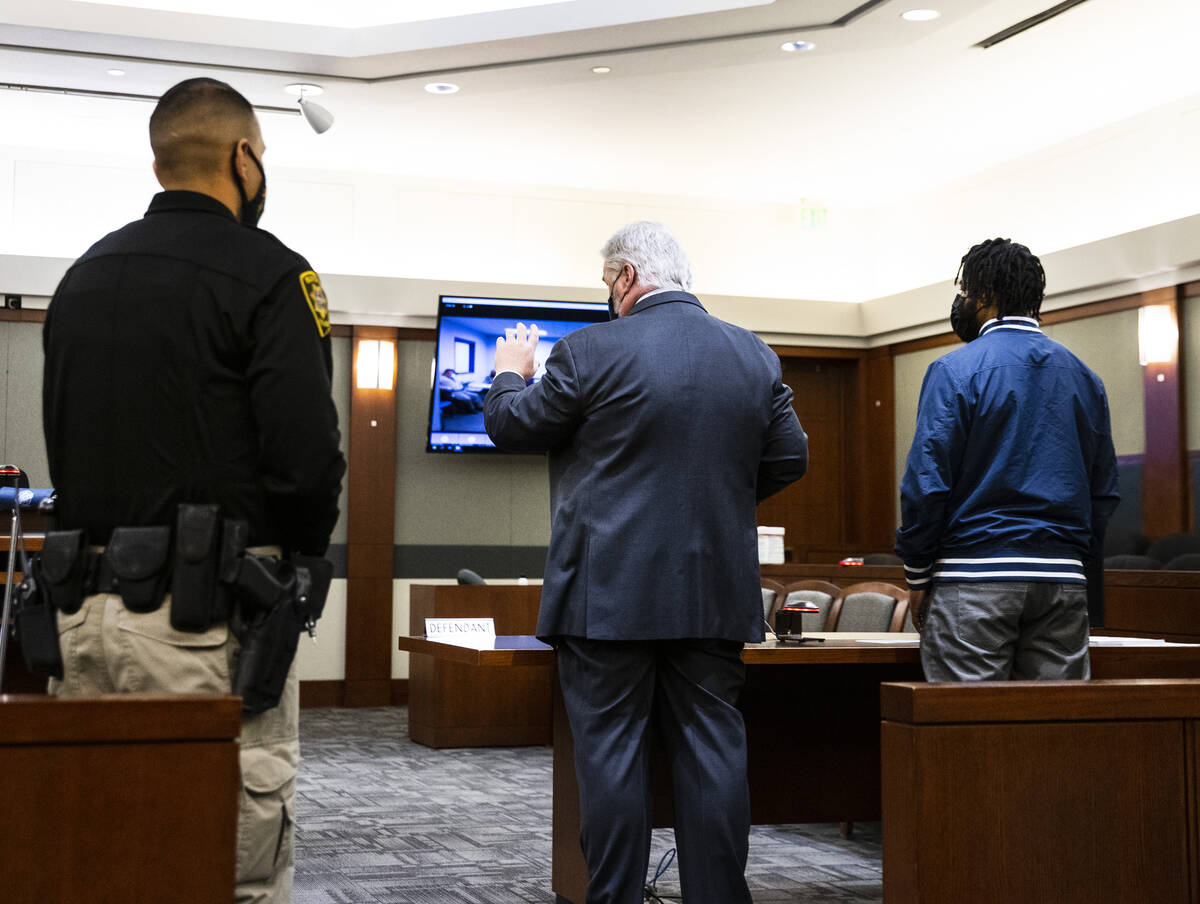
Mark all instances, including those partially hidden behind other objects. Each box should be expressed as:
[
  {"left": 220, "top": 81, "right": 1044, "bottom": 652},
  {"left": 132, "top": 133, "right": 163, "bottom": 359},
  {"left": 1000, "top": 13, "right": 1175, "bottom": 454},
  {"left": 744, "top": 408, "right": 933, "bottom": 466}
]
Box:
[
  {"left": 484, "top": 221, "right": 808, "bottom": 904},
  {"left": 896, "top": 237, "right": 1119, "bottom": 681}
]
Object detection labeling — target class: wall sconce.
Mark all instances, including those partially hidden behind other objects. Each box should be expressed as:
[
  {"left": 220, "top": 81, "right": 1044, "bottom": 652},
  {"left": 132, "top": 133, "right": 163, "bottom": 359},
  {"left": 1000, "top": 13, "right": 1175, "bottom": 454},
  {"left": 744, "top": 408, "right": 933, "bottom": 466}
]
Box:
[
  {"left": 1138, "top": 305, "right": 1178, "bottom": 366},
  {"left": 356, "top": 339, "right": 395, "bottom": 390}
]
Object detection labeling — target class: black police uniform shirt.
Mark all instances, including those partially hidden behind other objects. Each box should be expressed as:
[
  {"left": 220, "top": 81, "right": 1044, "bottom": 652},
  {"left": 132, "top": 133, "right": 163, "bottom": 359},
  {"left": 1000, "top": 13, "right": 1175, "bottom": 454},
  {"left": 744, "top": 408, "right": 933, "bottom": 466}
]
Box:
[{"left": 43, "top": 190, "right": 345, "bottom": 556}]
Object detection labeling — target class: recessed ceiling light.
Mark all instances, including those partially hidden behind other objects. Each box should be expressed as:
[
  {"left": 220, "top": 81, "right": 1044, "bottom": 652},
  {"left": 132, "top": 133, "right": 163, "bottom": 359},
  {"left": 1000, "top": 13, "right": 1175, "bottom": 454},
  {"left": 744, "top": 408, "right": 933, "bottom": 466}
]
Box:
[
  {"left": 106, "top": 68, "right": 126, "bottom": 77},
  {"left": 780, "top": 41, "right": 816, "bottom": 53},
  {"left": 425, "top": 82, "right": 460, "bottom": 94},
  {"left": 284, "top": 83, "right": 324, "bottom": 96},
  {"left": 901, "top": 9, "right": 940, "bottom": 21},
  {"left": 591, "top": 66, "right": 612, "bottom": 74}
]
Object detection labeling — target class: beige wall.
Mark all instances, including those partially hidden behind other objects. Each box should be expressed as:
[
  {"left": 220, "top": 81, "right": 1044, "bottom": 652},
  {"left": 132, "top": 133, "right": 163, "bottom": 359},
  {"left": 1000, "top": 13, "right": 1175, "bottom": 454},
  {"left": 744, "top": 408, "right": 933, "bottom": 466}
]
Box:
[
  {"left": 1042, "top": 310, "right": 1144, "bottom": 457},
  {"left": 892, "top": 343, "right": 952, "bottom": 525},
  {"left": 393, "top": 338, "right": 551, "bottom": 546},
  {"left": 0, "top": 320, "right": 47, "bottom": 487}
]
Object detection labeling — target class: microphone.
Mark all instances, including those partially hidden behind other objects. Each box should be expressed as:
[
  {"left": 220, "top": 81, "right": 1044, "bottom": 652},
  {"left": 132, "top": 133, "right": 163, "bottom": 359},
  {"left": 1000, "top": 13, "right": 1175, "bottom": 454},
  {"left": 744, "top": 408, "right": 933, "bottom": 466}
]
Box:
[
  {"left": 774, "top": 602, "right": 822, "bottom": 644},
  {"left": 456, "top": 568, "right": 487, "bottom": 586},
  {"left": 0, "top": 465, "right": 27, "bottom": 489}
]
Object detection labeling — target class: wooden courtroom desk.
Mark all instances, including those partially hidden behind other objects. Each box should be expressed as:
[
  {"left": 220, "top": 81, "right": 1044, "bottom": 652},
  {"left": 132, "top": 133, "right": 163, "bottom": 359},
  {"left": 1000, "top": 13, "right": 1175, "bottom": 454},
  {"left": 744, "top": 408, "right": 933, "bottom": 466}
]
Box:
[
  {"left": 0, "top": 693, "right": 242, "bottom": 904},
  {"left": 408, "top": 584, "right": 549, "bottom": 747},
  {"left": 881, "top": 679, "right": 1200, "bottom": 904},
  {"left": 397, "top": 633, "right": 1200, "bottom": 904}
]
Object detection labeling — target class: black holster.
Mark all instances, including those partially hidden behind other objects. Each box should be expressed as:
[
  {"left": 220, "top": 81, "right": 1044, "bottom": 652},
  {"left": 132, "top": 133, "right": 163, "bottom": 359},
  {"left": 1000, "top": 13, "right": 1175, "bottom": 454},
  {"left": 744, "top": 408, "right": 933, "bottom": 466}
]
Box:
[
  {"left": 170, "top": 504, "right": 244, "bottom": 632},
  {"left": 38, "top": 529, "right": 88, "bottom": 615},
  {"left": 233, "top": 558, "right": 300, "bottom": 716},
  {"left": 106, "top": 525, "right": 172, "bottom": 613},
  {"left": 14, "top": 562, "right": 64, "bottom": 680},
  {"left": 232, "top": 555, "right": 333, "bottom": 715}
]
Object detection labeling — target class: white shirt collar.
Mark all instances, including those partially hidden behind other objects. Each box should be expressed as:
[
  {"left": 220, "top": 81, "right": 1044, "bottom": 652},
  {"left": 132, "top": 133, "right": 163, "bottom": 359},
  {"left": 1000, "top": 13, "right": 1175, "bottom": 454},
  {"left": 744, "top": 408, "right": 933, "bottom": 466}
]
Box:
[
  {"left": 979, "top": 316, "right": 1042, "bottom": 336},
  {"left": 636, "top": 287, "right": 672, "bottom": 304}
]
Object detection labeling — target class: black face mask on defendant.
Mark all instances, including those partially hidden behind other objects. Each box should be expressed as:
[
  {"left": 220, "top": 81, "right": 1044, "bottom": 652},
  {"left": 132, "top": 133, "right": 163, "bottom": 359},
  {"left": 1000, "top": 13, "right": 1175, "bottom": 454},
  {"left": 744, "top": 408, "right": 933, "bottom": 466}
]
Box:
[
  {"left": 231, "top": 143, "right": 266, "bottom": 228},
  {"left": 950, "top": 293, "right": 981, "bottom": 343}
]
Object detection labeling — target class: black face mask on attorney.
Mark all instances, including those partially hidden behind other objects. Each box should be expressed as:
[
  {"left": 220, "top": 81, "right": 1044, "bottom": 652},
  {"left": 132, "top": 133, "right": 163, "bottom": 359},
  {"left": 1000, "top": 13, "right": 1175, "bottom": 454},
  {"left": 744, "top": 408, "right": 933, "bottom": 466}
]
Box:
[
  {"left": 232, "top": 143, "right": 267, "bottom": 228},
  {"left": 607, "top": 266, "right": 628, "bottom": 321},
  {"left": 950, "top": 293, "right": 982, "bottom": 343}
]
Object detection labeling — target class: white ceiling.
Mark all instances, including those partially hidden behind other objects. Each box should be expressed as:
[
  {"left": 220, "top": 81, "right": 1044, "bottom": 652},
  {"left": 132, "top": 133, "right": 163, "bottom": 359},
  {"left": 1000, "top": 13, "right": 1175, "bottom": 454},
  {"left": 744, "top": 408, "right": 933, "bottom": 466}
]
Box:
[
  {"left": 2, "top": 0, "right": 1197, "bottom": 207},
  {"left": 1, "top": 0, "right": 1198, "bottom": 307}
]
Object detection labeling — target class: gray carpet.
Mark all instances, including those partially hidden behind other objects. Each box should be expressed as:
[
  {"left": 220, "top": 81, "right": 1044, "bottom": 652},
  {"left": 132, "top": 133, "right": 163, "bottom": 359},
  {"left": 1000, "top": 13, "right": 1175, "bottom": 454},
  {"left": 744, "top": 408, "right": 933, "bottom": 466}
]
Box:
[{"left": 295, "top": 707, "right": 883, "bottom": 903}]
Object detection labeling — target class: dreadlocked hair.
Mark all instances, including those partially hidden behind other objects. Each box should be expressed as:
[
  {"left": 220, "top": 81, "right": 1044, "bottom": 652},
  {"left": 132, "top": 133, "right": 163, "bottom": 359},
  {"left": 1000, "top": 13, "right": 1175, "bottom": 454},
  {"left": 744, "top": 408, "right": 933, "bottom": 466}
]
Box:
[{"left": 955, "top": 237, "right": 1046, "bottom": 320}]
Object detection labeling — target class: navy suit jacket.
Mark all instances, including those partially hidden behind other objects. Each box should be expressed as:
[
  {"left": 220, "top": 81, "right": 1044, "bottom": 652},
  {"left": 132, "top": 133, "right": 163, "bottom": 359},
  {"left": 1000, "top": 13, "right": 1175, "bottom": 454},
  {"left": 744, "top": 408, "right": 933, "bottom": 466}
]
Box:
[{"left": 484, "top": 291, "right": 808, "bottom": 642}]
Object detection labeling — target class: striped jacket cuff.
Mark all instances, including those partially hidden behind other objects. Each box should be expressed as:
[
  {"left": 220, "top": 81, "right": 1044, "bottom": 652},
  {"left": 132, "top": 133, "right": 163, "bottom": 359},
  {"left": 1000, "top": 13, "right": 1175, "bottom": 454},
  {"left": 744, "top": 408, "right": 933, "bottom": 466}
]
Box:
[{"left": 903, "top": 561, "right": 933, "bottom": 590}]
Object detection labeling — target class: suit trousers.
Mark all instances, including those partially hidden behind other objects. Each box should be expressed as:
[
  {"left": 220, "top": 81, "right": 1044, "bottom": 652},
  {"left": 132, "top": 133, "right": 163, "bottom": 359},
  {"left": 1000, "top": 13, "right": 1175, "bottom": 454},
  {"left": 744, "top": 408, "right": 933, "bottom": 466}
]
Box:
[
  {"left": 49, "top": 590, "right": 299, "bottom": 904},
  {"left": 920, "top": 581, "right": 1091, "bottom": 681},
  {"left": 556, "top": 637, "right": 753, "bottom": 904}
]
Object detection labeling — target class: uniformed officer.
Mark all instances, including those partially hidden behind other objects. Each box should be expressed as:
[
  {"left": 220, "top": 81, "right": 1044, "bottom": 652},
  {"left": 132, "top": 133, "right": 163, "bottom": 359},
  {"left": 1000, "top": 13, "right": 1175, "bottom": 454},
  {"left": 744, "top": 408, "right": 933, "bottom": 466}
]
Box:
[{"left": 42, "top": 78, "right": 345, "bottom": 903}]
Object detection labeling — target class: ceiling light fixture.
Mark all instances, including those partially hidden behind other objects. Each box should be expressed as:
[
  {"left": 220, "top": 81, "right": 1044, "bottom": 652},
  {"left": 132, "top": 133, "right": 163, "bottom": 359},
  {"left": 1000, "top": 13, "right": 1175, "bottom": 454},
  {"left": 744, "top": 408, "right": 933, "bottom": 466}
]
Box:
[
  {"left": 286, "top": 83, "right": 333, "bottom": 133},
  {"left": 591, "top": 66, "right": 612, "bottom": 74},
  {"left": 901, "top": 9, "right": 940, "bottom": 21},
  {"left": 425, "top": 82, "right": 460, "bottom": 94},
  {"left": 106, "top": 68, "right": 126, "bottom": 77},
  {"left": 780, "top": 41, "right": 816, "bottom": 52}
]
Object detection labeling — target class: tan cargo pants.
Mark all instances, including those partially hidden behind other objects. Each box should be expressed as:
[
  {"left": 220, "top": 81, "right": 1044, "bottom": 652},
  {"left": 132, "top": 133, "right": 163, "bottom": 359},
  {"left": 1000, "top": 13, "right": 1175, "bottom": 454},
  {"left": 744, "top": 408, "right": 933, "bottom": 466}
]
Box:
[{"left": 49, "top": 589, "right": 299, "bottom": 904}]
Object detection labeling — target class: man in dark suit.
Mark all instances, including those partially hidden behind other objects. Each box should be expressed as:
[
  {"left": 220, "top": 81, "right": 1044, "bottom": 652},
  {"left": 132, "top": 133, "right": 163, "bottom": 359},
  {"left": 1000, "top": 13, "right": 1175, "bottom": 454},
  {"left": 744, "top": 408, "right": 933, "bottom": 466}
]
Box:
[{"left": 484, "top": 221, "right": 808, "bottom": 904}]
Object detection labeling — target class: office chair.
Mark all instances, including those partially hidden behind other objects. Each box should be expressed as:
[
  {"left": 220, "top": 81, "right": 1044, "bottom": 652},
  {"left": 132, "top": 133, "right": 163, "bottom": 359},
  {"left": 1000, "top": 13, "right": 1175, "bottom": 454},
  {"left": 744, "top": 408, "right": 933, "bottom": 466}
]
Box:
[
  {"left": 770, "top": 580, "right": 842, "bottom": 632},
  {"left": 826, "top": 582, "right": 909, "bottom": 633}
]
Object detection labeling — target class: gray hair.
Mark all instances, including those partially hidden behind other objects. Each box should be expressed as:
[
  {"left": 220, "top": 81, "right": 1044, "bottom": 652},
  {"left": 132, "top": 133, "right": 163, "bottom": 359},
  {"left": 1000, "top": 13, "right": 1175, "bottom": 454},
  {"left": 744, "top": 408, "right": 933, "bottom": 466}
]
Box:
[{"left": 600, "top": 221, "right": 692, "bottom": 291}]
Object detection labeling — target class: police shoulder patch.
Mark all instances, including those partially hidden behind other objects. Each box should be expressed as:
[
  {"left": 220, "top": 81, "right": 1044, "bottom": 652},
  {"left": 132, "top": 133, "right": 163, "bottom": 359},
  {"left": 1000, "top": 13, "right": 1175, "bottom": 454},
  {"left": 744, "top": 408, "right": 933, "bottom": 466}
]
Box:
[{"left": 299, "top": 270, "right": 331, "bottom": 338}]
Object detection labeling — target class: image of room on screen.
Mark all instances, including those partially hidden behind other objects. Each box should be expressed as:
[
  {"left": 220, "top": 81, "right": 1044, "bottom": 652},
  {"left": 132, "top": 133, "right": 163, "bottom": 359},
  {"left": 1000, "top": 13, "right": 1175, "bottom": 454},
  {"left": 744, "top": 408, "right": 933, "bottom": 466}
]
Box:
[{"left": 427, "top": 296, "right": 608, "bottom": 452}]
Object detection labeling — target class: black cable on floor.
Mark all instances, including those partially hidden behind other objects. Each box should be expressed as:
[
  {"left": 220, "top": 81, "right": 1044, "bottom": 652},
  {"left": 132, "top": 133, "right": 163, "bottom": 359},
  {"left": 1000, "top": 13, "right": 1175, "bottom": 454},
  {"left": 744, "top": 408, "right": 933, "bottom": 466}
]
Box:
[{"left": 644, "top": 848, "right": 679, "bottom": 902}]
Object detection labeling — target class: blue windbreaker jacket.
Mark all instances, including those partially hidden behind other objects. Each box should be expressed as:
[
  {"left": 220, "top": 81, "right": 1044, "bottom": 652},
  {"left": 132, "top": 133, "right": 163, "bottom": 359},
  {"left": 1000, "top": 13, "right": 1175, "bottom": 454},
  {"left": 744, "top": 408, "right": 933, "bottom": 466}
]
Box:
[{"left": 895, "top": 317, "right": 1120, "bottom": 590}]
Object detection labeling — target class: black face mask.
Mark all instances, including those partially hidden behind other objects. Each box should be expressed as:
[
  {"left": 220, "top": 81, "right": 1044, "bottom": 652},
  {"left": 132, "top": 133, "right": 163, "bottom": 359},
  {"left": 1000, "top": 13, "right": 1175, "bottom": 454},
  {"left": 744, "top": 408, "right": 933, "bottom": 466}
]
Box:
[
  {"left": 607, "top": 269, "right": 626, "bottom": 321},
  {"left": 232, "top": 143, "right": 266, "bottom": 228},
  {"left": 950, "top": 293, "right": 981, "bottom": 343}
]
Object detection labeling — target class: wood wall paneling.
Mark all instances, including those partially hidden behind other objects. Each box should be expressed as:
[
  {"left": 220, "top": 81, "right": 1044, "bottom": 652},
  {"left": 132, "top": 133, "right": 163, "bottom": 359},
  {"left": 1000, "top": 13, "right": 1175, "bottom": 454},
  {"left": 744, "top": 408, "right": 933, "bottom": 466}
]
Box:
[
  {"left": 758, "top": 357, "right": 850, "bottom": 558},
  {"left": 760, "top": 350, "right": 897, "bottom": 562},
  {"left": 345, "top": 325, "right": 400, "bottom": 707},
  {"left": 298, "top": 679, "right": 408, "bottom": 709},
  {"left": 1040, "top": 292, "right": 1143, "bottom": 325},
  {"left": 1141, "top": 288, "right": 1190, "bottom": 538},
  {"left": 856, "top": 347, "right": 896, "bottom": 549},
  {"left": 343, "top": 578, "right": 394, "bottom": 691}
]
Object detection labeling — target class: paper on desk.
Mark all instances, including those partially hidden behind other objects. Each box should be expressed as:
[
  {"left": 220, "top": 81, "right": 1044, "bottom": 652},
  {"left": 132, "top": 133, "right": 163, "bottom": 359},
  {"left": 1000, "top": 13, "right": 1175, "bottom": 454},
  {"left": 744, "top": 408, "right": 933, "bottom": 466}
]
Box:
[
  {"left": 434, "top": 635, "right": 497, "bottom": 650},
  {"left": 855, "top": 637, "right": 921, "bottom": 645},
  {"left": 424, "top": 617, "right": 496, "bottom": 650}
]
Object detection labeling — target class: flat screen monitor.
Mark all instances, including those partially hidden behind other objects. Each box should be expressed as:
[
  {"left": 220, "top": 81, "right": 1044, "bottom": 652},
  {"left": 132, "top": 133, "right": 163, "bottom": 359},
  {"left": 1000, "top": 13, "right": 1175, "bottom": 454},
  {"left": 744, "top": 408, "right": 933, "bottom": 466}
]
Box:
[{"left": 427, "top": 294, "right": 610, "bottom": 452}]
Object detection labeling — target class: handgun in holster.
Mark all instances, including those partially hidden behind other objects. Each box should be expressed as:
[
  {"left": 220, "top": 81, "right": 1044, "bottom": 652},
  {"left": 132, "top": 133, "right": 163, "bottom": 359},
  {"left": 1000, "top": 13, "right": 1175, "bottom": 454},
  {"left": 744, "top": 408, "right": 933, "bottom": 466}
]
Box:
[{"left": 231, "top": 553, "right": 333, "bottom": 715}]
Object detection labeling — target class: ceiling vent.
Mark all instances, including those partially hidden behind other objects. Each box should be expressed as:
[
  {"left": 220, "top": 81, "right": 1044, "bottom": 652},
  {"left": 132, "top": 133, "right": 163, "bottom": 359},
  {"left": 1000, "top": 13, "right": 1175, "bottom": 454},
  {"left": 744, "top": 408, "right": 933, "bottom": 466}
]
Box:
[{"left": 975, "top": 0, "right": 1092, "bottom": 49}]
